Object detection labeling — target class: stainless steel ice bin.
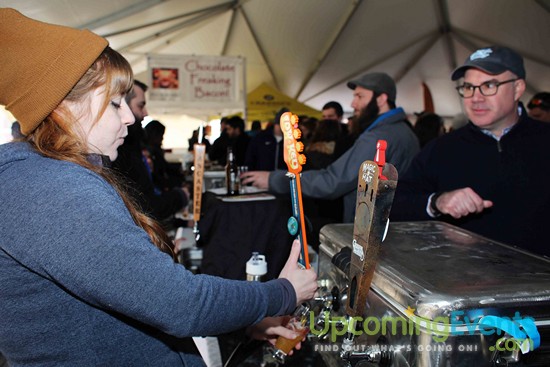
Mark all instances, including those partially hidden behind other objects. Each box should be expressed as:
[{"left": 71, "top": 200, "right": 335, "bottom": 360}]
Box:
[{"left": 312, "top": 221, "right": 550, "bottom": 367}]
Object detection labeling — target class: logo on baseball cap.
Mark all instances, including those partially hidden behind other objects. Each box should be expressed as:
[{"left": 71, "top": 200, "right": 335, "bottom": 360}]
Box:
[{"left": 451, "top": 46, "right": 525, "bottom": 81}]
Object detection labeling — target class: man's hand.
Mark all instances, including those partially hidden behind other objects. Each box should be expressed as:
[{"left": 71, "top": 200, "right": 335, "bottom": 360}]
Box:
[
  {"left": 240, "top": 171, "right": 270, "bottom": 190},
  {"left": 435, "top": 187, "right": 493, "bottom": 219}
]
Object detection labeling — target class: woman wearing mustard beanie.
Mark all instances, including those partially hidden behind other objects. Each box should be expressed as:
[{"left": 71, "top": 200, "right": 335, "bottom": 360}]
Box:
[{"left": 0, "top": 9, "right": 317, "bottom": 366}]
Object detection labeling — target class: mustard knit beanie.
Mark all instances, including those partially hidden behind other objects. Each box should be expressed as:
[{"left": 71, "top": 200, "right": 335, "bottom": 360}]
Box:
[{"left": 0, "top": 8, "right": 108, "bottom": 135}]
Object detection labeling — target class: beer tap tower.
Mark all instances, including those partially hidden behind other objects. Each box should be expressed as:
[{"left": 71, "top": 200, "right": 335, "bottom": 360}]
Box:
[
  {"left": 178, "top": 125, "right": 206, "bottom": 274},
  {"left": 340, "top": 140, "right": 398, "bottom": 364},
  {"left": 192, "top": 125, "right": 206, "bottom": 243}
]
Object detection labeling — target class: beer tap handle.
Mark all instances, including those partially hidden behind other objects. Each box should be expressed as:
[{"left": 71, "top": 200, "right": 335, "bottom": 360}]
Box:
[
  {"left": 192, "top": 140, "right": 206, "bottom": 243},
  {"left": 339, "top": 140, "right": 398, "bottom": 364},
  {"left": 281, "top": 112, "right": 310, "bottom": 269},
  {"left": 374, "top": 140, "right": 387, "bottom": 180}
]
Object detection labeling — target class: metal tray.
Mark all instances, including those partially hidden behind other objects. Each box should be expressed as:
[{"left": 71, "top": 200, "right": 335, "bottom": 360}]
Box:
[
  {"left": 315, "top": 221, "right": 550, "bottom": 366},
  {"left": 319, "top": 221, "right": 550, "bottom": 321}
]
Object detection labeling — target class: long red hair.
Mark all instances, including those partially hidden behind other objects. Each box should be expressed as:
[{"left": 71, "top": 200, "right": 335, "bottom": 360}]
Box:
[{"left": 27, "top": 47, "right": 174, "bottom": 258}]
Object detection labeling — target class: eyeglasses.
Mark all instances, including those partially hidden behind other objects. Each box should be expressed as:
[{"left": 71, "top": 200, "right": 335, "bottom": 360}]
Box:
[{"left": 456, "top": 79, "right": 518, "bottom": 98}]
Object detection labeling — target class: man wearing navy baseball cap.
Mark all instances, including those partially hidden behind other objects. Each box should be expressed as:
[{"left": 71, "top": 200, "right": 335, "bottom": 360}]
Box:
[
  {"left": 392, "top": 46, "right": 550, "bottom": 256},
  {"left": 451, "top": 46, "right": 526, "bottom": 80}
]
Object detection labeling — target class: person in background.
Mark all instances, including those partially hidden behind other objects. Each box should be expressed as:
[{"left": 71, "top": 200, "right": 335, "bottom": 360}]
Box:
[
  {"left": 333, "top": 115, "right": 358, "bottom": 158},
  {"left": 413, "top": 112, "right": 445, "bottom": 148},
  {"left": 226, "top": 115, "right": 250, "bottom": 166},
  {"left": 247, "top": 119, "right": 262, "bottom": 138},
  {"left": 187, "top": 127, "right": 212, "bottom": 152},
  {"left": 297, "top": 116, "right": 318, "bottom": 149},
  {"left": 242, "top": 72, "right": 420, "bottom": 222},
  {"left": 244, "top": 108, "right": 287, "bottom": 171},
  {"left": 113, "top": 80, "right": 187, "bottom": 222},
  {"left": 144, "top": 119, "right": 186, "bottom": 191},
  {"left": 304, "top": 119, "right": 342, "bottom": 170},
  {"left": 391, "top": 46, "right": 550, "bottom": 257},
  {"left": 0, "top": 9, "right": 318, "bottom": 366},
  {"left": 302, "top": 118, "right": 345, "bottom": 246},
  {"left": 322, "top": 100, "right": 348, "bottom": 135},
  {"left": 527, "top": 92, "right": 550, "bottom": 123},
  {"left": 208, "top": 116, "right": 230, "bottom": 165}
]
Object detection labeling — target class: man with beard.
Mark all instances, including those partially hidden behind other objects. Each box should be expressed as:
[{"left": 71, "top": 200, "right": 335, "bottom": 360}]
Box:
[
  {"left": 242, "top": 72, "right": 420, "bottom": 222},
  {"left": 113, "top": 80, "right": 187, "bottom": 222}
]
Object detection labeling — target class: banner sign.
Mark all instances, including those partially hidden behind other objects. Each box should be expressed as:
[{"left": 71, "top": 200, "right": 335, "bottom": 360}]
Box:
[{"left": 147, "top": 54, "right": 245, "bottom": 112}]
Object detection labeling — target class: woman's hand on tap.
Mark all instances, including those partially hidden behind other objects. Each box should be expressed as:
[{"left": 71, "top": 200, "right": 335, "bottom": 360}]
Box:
[{"left": 279, "top": 240, "right": 318, "bottom": 305}]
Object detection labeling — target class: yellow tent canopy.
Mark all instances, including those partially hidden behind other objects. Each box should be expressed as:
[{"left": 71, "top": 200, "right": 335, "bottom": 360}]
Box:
[{"left": 246, "top": 83, "right": 321, "bottom": 122}]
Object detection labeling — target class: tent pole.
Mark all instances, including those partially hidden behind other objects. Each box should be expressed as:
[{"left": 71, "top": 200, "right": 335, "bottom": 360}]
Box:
[
  {"left": 454, "top": 28, "right": 550, "bottom": 69},
  {"left": 115, "top": 2, "right": 234, "bottom": 52},
  {"left": 79, "top": 0, "right": 166, "bottom": 30},
  {"left": 238, "top": 6, "right": 280, "bottom": 91},
  {"left": 394, "top": 33, "right": 440, "bottom": 83},
  {"left": 242, "top": 57, "right": 248, "bottom": 123},
  {"left": 433, "top": 0, "right": 457, "bottom": 72},
  {"left": 302, "top": 31, "right": 436, "bottom": 103},
  {"left": 294, "top": 0, "right": 363, "bottom": 100}
]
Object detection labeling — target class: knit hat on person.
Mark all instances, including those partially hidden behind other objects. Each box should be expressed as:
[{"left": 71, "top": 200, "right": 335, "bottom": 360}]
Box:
[
  {"left": 347, "top": 72, "right": 397, "bottom": 103},
  {"left": 451, "top": 46, "right": 525, "bottom": 81},
  {"left": 0, "top": 8, "right": 108, "bottom": 135}
]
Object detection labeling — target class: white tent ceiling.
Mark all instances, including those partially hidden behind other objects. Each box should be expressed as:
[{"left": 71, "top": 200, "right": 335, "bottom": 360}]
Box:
[{"left": 3, "top": 0, "right": 550, "bottom": 120}]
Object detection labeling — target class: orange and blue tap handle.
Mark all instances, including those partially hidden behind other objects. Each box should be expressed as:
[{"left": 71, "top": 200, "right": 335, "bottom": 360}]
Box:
[{"left": 280, "top": 112, "right": 310, "bottom": 269}]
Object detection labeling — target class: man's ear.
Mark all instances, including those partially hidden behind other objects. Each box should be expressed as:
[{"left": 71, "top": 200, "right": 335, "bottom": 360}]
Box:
[
  {"left": 376, "top": 93, "right": 389, "bottom": 110},
  {"left": 514, "top": 79, "right": 526, "bottom": 102}
]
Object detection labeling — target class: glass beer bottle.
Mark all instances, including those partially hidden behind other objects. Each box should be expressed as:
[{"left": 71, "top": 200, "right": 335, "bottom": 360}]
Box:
[{"left": 225, "top": 146, "right": 240, "bottom": 196}]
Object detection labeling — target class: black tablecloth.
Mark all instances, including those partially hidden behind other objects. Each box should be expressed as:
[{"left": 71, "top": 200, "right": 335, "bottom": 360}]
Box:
[{"left": 198, "top": 192, "right": 294, "bottom": 280}]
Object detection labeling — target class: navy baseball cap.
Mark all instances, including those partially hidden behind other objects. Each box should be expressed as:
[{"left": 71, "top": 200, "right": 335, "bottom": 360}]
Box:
[{"left": 451, "top": 46, "right": 525, "bottom": 81}]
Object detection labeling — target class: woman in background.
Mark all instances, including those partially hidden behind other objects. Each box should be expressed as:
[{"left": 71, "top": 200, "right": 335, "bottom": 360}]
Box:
[{"left": 304, "top": 119, "right": 342, "bottom": 170}]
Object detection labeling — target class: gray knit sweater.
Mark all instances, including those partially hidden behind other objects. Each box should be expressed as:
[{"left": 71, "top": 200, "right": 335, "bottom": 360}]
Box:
[{"left": 0, "top": 142, "right": 295, "bottom": 366}]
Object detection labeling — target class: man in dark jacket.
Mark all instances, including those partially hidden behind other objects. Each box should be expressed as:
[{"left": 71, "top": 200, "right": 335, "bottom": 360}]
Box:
[
  {"left": 225, "top": 115, "right": 250, "bottom": 166},
  {"left": 208, "top": 117, "right": 230, "bottom": 165},
  {"left": 244, "top": 112, "right": 286, "bottom": 171},
  {"left": 391, "top": 46, "right": 550, "bottom": 256}
]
